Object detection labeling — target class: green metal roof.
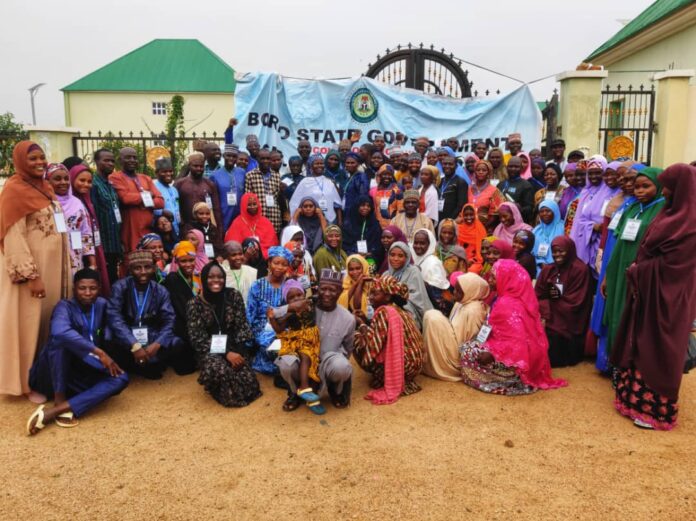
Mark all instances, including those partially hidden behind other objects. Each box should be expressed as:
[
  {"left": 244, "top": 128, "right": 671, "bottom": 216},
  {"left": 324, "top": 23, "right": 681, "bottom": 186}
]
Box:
[
  {"left": 62, "top": 39, "right": 235, "bottom": 93},
  {"left": 536, "top": 101, "right": 547, "bottom": 112},
  {"left": 586, "top": 0, "right": 696, "bottom": 61}
]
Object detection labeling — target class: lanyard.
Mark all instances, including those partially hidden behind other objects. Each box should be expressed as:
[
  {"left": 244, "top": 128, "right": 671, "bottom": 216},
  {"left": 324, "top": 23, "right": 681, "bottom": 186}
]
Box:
[
  {"left": 210, "top": 305, "right": 225, "bottom": 334},
  {"left": 404, "top": 216, "right": 417, "bottom": 239},
  {"left": 240, "top": 217, "right": 257, "bottom": 235},
  {"left": 129, "top": 173, "right": 144, "bottom": 192},
  {"left": 132, "top": 284, "right": 151, "bottom": 327},
  {"left": 177, "top": 269, "right": 196, "bottom": 297},
  {"left": 23, "top": 179, "right": 54, "bottom": 202},
  {"left": 485, "top": 297, "right": 498, "bottom": 322},
  {"left": 633, "top": 197, "right": 664, "bottom": 218},
  {"left": 230, "top": 270, "right": 242, "bottom": 291},
  {"left": 227, "top": 168, "right": 237, "bottom": 193},
  {"left": 313, "top": 176, "right": 326, "bottom": 196},
  {"left": 360, "top": 220, "right": 366, "bottom": 240},
  {"left": 440, "top": 177, "right": 453, "bottom": 199},
  {"left": 82, "top": 304, "right": 95, "bottom": 343}
]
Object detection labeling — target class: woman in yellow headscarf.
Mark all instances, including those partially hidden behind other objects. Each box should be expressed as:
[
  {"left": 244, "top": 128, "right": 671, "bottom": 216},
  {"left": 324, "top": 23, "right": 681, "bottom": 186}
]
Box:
[{"left": 338, "top": 254, "right": 372, "bottom": 315}]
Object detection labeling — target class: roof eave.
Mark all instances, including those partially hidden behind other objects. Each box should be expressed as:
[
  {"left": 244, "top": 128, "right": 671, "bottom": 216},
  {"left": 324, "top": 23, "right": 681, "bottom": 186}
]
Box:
[
  {"left": 586, "top": 3, "right": 696, "bottom": 65},
  {"left": 61, "top": 88, "right": 235, "bottom": 94}
]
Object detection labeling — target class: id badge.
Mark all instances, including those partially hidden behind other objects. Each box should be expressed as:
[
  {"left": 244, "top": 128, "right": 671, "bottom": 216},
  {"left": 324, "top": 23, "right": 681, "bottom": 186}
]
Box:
[
  {"left": 537, "top": 243, "right": 549, "bottom": 257},
  {"left": 227, "top": 192, "right": 237, "bottom": 206},
  {"left": 205, "top": 194, "right": 213, "bottom": 208},
  {"left": 621, "top": 218, "right": 641, "bottom": 241},
  {"left": 508, "top": 186, "right": 517, "bottom": 194},
  {"left": 545, "top": 191, "right": 556, "bottom": 201},
  {"left": 113, "top": 204, "right": 122, "bottom": 224},
  {"left": 132, "top": 327, "right": 148, "bottom": 345},
  {"left": 141, "top": 191, "right": 154, "bottom": 208},
  {"left": 357, "top": 240, "right": 368, "bottom": 254},
  {"left": 318, "top": 198, "right": 328, "bottom": 212},
  {"left": 555, "top": 283, "right": 564, "bottom": 295},
  {"left": 93, "top": 230, "right": 101, "bottom": 247},
  {"left": 69, "top": 231, "right": 83, "bottom": 250},
  {"left": 210, "top": 334, "right": 228, "bottom": 354},
  {"left": 608, "top": 211, "right": 623, "bottom": 230},
  {"left": 600, "top": 200, "right": 610, "bottom": 216},
  {"left": 379, "top": 197, "right": 389, "bottom": 211},
  {"left": 204, "top": 242, "right": 215, "bottom": 258},
  {"left": 265, "top": 194, "right": 276, "bottom": 208},
  {"left": 53, "top": 211, "right": 67, "bottom": 233},
  {"left": 491, "top": 179, "right": 500, "bottom": 187},
  {"left": 437, "top": 199, "right": 445, "bottom": 211},
  {"left": 476, "top": 324, "right": 492, "bottom": 343}
]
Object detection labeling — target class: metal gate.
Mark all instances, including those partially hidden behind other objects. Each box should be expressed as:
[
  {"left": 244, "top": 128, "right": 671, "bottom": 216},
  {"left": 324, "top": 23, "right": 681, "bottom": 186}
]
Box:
[{"left": 599, "top": 84, "right": 655, "bottom": 164}]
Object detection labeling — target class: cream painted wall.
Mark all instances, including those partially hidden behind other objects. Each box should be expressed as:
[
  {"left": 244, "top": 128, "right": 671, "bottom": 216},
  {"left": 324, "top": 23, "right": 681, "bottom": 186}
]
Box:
[
  {"left": 685, "top": 85, "right": 696, "bottom": 162},
  {"left": 64, "top": 92, "right": 235, "bottom": 137}
]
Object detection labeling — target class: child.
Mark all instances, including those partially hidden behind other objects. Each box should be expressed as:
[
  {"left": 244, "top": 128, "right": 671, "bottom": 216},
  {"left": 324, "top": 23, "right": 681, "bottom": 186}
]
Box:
[
  {"left": 185, "top": 202, "right": 221, "bottom": 258},
  {"left": 221, "top": 240, "right": 257, "bottom": 303},
  {"left": 285, "top": 241, "right": 314, "bottom": 291},
  {"left": 267, "top": 280, "right": 324, "bottom": 414},
  {"left": 338, "top": 254, "right": 373, "bottom": 315}
]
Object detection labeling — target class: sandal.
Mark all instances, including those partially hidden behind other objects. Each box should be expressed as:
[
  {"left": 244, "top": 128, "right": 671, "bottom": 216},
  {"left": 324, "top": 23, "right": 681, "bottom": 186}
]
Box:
[
  {"left": 297, "top": 388, "right": 320, "bottom": 403},
  {"left": 331, "top": 396, "right": 349, "bottom": 409},
  {"left": 306, "top": 400, "right": 326, "bottom": 415},
  {"left": 634, "top": 418, "right": 654, "bottom": 430},
  {"left": 26, "top": 404, "right": 47, "bottom": 436},
  {"left": 55, "top": 411, "right": 79, "bottom": 428},
  {"left": 282, "top": 395, "right": 302, "bottom": 412}
]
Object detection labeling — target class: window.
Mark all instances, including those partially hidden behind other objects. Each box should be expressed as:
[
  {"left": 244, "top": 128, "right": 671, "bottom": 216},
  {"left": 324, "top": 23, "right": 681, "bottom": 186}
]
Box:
[{"left": 152, "top": 102, "right": 167, "bottom": 116}]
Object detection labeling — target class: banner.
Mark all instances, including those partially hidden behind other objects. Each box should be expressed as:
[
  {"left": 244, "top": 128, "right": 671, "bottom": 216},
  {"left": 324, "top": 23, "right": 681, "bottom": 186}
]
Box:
[{"left": 234, "top": 72, "right": 542, "bottom": 158}]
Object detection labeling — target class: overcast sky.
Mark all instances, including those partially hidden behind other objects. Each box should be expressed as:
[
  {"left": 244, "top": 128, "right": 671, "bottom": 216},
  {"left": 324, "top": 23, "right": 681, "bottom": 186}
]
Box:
[{"left": 1, "top": 0, "right": 654, "bottom": 127}]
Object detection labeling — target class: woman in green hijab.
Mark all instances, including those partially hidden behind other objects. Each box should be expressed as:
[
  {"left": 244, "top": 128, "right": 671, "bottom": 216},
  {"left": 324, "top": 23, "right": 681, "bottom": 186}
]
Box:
[
  {"left": 602, "top": 167, "right": 665, "bottom": 357},
  {"left": 312, "top": 224, "right": 348, "bottom": 273}
]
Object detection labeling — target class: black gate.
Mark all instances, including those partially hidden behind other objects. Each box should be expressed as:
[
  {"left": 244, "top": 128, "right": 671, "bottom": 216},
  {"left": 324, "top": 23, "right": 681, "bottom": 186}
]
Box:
[
  {"left": 599, "top": 84, "right": 656, "bottom": 165},
  {"left": 72, "top": 131, "right": 225, "bottom": 174},
  {"left": 365, "top": 44, "right": 472, "bottom": 98}
]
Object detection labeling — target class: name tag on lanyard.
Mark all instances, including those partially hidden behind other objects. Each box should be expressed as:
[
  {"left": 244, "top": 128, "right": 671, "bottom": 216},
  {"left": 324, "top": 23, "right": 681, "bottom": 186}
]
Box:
[
  {"left": 621, "top": 218, "right": 641, "bottom": 241},
  {"left": 608, "top": 210, "right": 623, "bottom": 231},
  {"left": 113, "top": 204, "right": 122, "bottom": 224},
  {"left": 132, "top": 327, "right": 148, "bottom": 345},
  {"left": 53, "top": 210, "right": 67, "bottom": 233},
  {"left": 141, "top": 191, "right": 154, "bottom": 208},
  {"left": 476, "top": 323, "right": 492, "bottom": 343},
  {"left": 357, "top": 240, "right": 368, "bottom": 254},
  {"left": 545, "top": 191, "right": 556, "bottom": 201},
  {"left": 70, "top": 231, "right": 83, "bottom": 250},
  {"left": 537, "top": 243, "right": 549, "bottom": 257},
  {"left": 379, "top": 197, "right": 389, "bottom": 211},
  {"left": 265, "top": 194, "right": 276, "bottom": 208},
  {"left": 204, "top": 242, "right": 215, "bottom": 258},
  {"left": 227, "top": 192, "right": 237, "bottom": 206},
  {"left": 210, "top": 334, "right": 228, "bottom": 354},
  {"left": 93, "top": 230, "right": 101, "bottom": 247},
  {"left": 205, "top": 194, "right": 213, "bottom": 208}
]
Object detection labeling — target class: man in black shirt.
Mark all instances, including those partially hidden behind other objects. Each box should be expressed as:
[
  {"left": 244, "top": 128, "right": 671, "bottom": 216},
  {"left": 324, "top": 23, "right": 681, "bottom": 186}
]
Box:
[
  {"left": 438, "top": 156, "right": 468, "bottom": 221},
  {"left": 498, "top": 156, "right": 535, "bottom": 223}
]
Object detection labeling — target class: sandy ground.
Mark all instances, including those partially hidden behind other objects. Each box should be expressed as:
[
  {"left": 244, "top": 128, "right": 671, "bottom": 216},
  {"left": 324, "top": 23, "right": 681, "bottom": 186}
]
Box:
[{"left": 0, "top": 361, "right": 694, "bottom": 521}]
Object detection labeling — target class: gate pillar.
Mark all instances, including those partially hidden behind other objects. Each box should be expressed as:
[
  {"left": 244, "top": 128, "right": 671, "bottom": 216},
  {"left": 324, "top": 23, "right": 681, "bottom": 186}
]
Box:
[
  {"left": 651, "top": 69, "right": 695, "bottom": 166},
  {"left": 555, "top": 70, "right": 608, "bottom": 157}
]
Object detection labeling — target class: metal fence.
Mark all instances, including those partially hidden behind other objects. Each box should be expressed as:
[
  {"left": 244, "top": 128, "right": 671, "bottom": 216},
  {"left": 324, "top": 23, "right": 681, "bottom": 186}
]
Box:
[
  {"left": 599, "top": 84, "right": 655, "bottom": 164},
  {"left": 71, "top": 131, "right": 226, "bottom": 173}
]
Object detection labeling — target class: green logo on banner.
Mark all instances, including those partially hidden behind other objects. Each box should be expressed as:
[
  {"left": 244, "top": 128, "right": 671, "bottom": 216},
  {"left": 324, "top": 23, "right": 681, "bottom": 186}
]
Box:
[{"left": 350, "top": 88, "right": 379, "bottom": 123}]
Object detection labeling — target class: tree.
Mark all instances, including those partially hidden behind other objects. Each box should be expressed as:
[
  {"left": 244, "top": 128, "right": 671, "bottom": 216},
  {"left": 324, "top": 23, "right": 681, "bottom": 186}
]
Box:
[
  {"left": 165, "top": 95, "right": 187, "bottom": 172},
  {"left": 0, "top": 112, "right": 28, "bottom": 176}
]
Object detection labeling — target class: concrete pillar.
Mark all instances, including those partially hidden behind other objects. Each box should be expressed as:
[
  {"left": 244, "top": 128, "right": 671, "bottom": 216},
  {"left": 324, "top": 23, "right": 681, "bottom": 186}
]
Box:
[
  {"left": 26, "top": 126, "right": 81, "bottom": 163},
  {"left": 651, "top": 70, "right": 695, "bottom": 166},
  {"left": 555, "top": 70, "right": 608, "bottom": 156}
]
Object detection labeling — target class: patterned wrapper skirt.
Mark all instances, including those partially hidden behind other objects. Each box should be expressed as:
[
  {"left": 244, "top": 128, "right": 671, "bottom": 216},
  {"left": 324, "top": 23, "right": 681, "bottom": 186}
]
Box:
[
  {"left": 613, "top": 366, "right": 678, "bottom": 430},
  {"left": 459, "top": 341, "right": 535, "bottom": 396}
]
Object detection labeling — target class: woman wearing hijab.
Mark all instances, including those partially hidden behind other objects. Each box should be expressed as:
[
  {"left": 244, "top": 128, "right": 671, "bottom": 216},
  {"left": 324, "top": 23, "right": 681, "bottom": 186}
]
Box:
[
  {"left": 488, "top": 147, "right": 508, "bottom": 185},
  {"left": 242, "top": 237, "right": 267, "bottom": 279},
  {"left": 342, "top": 195, "right": 383, "bottom": 269},
  {"left": 312, "top": 224, "right": 347, "bottom": 274},
  {"left": 528, "top": 158, "right": 547, "bottom": 192},
  {"left": 518, "top": 152, "right": 532, "bottom": 180},
  {"left": 246, "top": 246, "right": 294, "bottom": 375},
  {"left": 378, "top": 225, "right": 409, "bottom": 274},
  {"left": 610, "top": 163, "right": 696, "bottom": 430},
  {"left": 46, "top": 163, "right": 96, "bottom": 275},
  {"left": 225, "top": 193, "right": 278, "bottom": 257},
  {"left": 467, "top": 160, "right": 505, "bottom": 233},
  {"left": 601, "top": 167, "right": 665, "bottom": 363},
  {"left": 533, "top": 163, "right": 565, "bottom": 210},
  {"left": 292, "top": 196, "right": 326, "bottom": 255},
  {"left": 386, "top": 241, "right": 433, "bottom": 329},
  {"left": 338, "top": 254, "right": 372, "bottom": 315},
  {"left": 280, "top": 225, "right": 316, "bottom": 284},
  {"left": 535, "top": 236, "right": 593, "bottom": 367},
  {"left": 179, "top": 229, "right": 210, "bottom": 274},
  {"left": 69, "top": 164, "right": 110, "bottom": 296},
  {"left": 163, "top": 240, "right": 202, "bottom": 349},
  {"left": 289, "top": 154, "right": 343, "bottom": 225},
  {"left": 324, "top": 149, "right": 349, "bottom": 195},
  {"left": 460, "top": 259, "right": 567, "bottom": 395},
  {"left": 411, "top": 228, "right": 451, "bottom": 310},
  {"left": 187, "top": 261, "right": 262, "bottom": 407},
  {"left": 512, "top": 230, "right": 536, "bottom": 280},
  {"left": 435, "top": 218, "right": 464, "bottom": 276},
  {"left": 492, "top": 202, "right": 532, "bottom": 245},
  {"left": 569, "top": 157, "right": 620, "bottom": 275},
  {"left": 532, "top": 200, "right": 564, "bottom": 273},
  {"left": 0, "top": 142, "right": 71, "bottom": 398},
  {"left": 422, "top": 272, "right": 489, "bottom": 381},
  {"left": 457, "top": 204, "right": 487, "bottom": 274},
  {"left": 353, "top": 275, "right": 425, "bottom": 403}
]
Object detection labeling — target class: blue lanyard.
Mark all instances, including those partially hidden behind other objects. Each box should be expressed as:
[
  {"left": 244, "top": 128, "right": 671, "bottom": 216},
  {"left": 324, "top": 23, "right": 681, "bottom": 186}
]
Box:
[
  {"left": 634, "top": 196, "right": 664, "bottom": 218},
  {"left": 82, "top": 305, "right": 95, "bottom": 343},
  {"left": 132, "top": 285, "right": 151, "bottom": 327},
  {"left": 313, "top": 176, "right": 326, "bottom": 196},
  {"left": 440, "top": 177, "right": 453, "bottom": 199},
  {"left": 226, "top": 168, "right": 237, "bottom": 193}
]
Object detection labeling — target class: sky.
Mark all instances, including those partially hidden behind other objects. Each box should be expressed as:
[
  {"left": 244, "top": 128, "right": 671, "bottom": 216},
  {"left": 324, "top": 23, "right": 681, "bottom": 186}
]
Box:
[{"left": 0, "top": 0, "right": 655, "bottom": 127}]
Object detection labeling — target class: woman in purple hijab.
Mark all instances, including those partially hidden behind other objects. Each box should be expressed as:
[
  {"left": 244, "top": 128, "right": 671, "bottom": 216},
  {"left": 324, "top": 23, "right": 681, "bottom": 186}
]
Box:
[
  {"left": 558, "top": 163, "right": 583, "bottom": 219},
  {"left": 569, "top": 156, "right": 621, "bottom": 276}
]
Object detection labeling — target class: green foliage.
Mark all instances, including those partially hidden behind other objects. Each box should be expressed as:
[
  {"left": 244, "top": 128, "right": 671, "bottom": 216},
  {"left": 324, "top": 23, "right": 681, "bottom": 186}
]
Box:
[
  {"left": 0, "top": 112, "right": 28, "bottom": 176},
  {"left": 97, "top": 133, "right": 154, "bottom": 177},
  {"left": 165, "top": 95, "right": 187, "bottom": 172}
]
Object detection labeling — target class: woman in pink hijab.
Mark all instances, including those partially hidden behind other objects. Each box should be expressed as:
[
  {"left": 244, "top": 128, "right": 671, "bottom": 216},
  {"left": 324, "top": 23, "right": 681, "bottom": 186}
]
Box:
[
  {"left": 492, "top": 202, "right": 532, "bottom": 244},
  {"left": 460, "top": 259, "right": 567, "bottom": 394}
]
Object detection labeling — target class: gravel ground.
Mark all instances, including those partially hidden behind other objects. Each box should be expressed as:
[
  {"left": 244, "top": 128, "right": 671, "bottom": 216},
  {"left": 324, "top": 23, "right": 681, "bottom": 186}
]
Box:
[{"left": 1, "top": 361, "right": 693, "bottom": 520}]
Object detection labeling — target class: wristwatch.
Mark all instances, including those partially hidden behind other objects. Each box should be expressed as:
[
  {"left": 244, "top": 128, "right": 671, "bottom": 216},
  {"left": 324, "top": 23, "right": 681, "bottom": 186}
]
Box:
[{"left": 131, "top": 343, "right": 143, "bottom": 353}]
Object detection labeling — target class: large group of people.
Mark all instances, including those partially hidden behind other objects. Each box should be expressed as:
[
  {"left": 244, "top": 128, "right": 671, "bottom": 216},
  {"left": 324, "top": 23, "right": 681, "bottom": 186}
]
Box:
[{"left": 0, "top": 127, "right": 694, "bottom": 436}]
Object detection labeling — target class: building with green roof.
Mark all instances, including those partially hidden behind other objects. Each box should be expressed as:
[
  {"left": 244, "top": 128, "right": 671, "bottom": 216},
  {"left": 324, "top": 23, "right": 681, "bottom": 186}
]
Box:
[{"left": 62, "top": 39, "right": 236, "bottom": 136}]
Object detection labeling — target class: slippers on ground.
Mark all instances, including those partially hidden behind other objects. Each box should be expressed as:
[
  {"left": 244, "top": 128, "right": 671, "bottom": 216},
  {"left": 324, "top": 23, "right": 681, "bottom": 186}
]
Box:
[
  {"left": 306, "top": 400, "right": 326, "bottom": 415},
  {"left": 297, "top": 388, "right": 320, "bottom": 403},
  {"left": 282, "top": 395, "right": 302, "bottom": 412},
  {"left": 634, "top": 418, "right": 654, "bottom": 430},
  {"left": 55, "top": 411, "right": 79, "bottom": 428},
  {"left": 26, "top": 404, "right": 46, "bottom": 436}
]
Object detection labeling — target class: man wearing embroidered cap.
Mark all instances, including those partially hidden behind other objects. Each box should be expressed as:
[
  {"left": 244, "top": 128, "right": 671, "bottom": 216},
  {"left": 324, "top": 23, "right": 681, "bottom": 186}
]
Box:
[
  {"left": 390, "top": 189, "right": 434, "bottom": 243},
  {"left": 211, "top": 143, "right": 246, "bottom": 229}
]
